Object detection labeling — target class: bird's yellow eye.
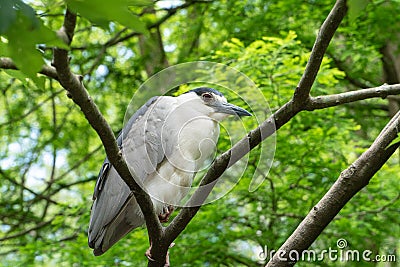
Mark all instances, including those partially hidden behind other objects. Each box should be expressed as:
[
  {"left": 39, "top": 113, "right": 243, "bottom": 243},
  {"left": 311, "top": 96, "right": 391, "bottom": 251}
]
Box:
[{"left": 202, "top": 93, "right": 213, "bottom": 101}]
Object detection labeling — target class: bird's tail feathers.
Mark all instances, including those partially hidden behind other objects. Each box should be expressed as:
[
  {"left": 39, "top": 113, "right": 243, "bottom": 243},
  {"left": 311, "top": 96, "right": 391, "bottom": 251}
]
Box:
[{"left": 90, "top": 194, "right": 144, "bottom": 256}]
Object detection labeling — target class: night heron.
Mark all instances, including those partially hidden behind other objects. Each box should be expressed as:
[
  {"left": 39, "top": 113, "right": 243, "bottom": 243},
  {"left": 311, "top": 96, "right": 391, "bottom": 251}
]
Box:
[{"left": 88, "top": 87, "right": 251, "bottom": 257}]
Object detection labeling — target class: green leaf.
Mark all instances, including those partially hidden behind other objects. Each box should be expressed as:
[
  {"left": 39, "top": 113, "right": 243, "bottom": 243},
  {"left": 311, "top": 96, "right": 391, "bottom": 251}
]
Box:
[
  {"left": 0, "top": 0, "right": 17, "bottom": 34},
  {"left": 6, "top": 14, "right": 44, "bottom": 77},
  {"left": 3, "top": 69, "right": 45, "bottom": 90},
  {"left": 348, "top": 0, "right": 369, "bottom": 22},
  {"left": 2, "top": 1, "right": 68, "bottom": 79},
  {"left": 3, "top": 69, "right": 30, "bottom": 86},
  {"left": 127, "top": 0, "right": 153, "bottom": 6},
  {"left": 66, "top": 0, "right": 148, "bottom": 33},
  {"left": 0, "top": 39, "right": 10, "bottom": 56},
  {"left": 34, "top": 20, "right": 69, "bottom": 50},
  {"left": 8, "top": 40, "right": 43, "bottom": 78},
  {"left": 0, "top": 0, "right": 40, "bottom": 34},
  {"left": 386, "top": 134, "right": 400, "bottom": 149}
]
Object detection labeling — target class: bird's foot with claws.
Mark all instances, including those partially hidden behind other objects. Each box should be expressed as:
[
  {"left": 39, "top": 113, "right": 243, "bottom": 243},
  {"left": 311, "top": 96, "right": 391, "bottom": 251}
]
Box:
[
  {"left": 158, "top": 205, "right": 174, "bottom": 223},
  {"left": 145, "top": 243, "right": 175, "bottom": 267}
]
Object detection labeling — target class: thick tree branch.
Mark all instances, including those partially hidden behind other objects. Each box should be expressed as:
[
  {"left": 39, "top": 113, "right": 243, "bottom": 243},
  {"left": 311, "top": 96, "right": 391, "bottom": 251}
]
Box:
[
  {"left": 293, "top": 0, "right": 347, "bottom": 104},
  {"left": 306, "top": 83, "right": 400, "bottom": 110},
  {"left": 0, "top": 57, "right": 59, "bottom": 81},
  {"left": 52, "top": 9, "right": 162, "bottom": 246},
  {"left": 266, "top": 111, "right": 400, "bottom": 267}
]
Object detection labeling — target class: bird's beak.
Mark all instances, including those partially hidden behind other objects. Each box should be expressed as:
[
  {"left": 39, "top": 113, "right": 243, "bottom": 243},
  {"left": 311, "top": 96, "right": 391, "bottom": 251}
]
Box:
[{"left": 216, "top": 102, "right": 252, "bottom": 117}]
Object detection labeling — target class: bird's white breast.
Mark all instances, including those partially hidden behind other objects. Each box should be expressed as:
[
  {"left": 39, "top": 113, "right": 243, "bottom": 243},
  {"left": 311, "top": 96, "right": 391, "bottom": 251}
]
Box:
[
  {"left": 143, "top": 96, "right": 220, "bottom": 211},
  {"left": 162, "top": 96, "right": 220, "bottom": 172}
]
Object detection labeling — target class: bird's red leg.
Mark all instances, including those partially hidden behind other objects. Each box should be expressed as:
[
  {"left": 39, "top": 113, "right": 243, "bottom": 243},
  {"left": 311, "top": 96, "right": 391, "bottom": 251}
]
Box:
[{"left": 158, "top": 205, "right": 175, "bottom": 223}]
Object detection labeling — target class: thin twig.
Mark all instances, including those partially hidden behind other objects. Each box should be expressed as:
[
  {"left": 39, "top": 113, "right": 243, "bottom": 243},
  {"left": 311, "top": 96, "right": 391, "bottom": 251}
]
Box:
[
  {"left": 0, "top": 88, "right": 64, "bottom": 127},
  {"left": 306, "top": 83, "right": 400, "bottom": 110},
  {"left": 0, "top": 169, "right": 58, "bottom": 205},
  {"left": 114, "top": 0, "right": 212, "bottom": 44},
  {"left": 0, "top": 220, "right": 51, "bottom": 242}
]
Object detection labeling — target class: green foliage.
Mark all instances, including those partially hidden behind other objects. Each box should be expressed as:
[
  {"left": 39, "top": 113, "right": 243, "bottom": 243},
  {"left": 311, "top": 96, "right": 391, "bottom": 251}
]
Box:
[
  {"left": 1, "top": 0, "right": 399, "bottom": 266},
  {"left": 348, "top": 0, "right": 370, "bottom": 22},
  {"left": 207, "top": 31, "right": 345, "bottom": 107},
  {"left": 66, "top": 0, "right": 150, "bottom": 33},
  {"left": 0, "top": 0, "right": 67, "bottom": 79},
  {"left": 387, "top": 134, "right": 400, "bottom": 148}
]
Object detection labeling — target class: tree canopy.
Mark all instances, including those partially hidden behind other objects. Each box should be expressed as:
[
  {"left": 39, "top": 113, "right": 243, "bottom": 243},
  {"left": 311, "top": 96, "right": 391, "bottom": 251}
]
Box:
[{"left": 0, "top": 0, "right": 399, "bottom": 266}]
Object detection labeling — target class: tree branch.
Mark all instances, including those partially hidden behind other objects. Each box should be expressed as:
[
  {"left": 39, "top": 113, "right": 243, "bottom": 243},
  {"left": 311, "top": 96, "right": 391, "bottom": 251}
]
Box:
[
  {"left": 266, "top": 110, "right": 400, "bottom": 267},
  {"left": 306, "top": 83, "right": 400, "bottom": 110},
  {"left": 52, "top": 8, "right": 162, "bottom": 248},
  {"left": 0, "top": 57, "right": 59, "bottom": 81},
  {"left": 293, "top": 0, "right": 347, "bottom": 104}
]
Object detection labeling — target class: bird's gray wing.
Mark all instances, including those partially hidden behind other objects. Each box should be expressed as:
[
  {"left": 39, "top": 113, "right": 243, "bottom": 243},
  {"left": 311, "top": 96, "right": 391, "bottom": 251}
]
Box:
[
  {"left": 122, "top": 96, "right": 170, "bottom": 181},
  {"left": 88, "top": 96, "right": 170, "bottom": 255}
]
